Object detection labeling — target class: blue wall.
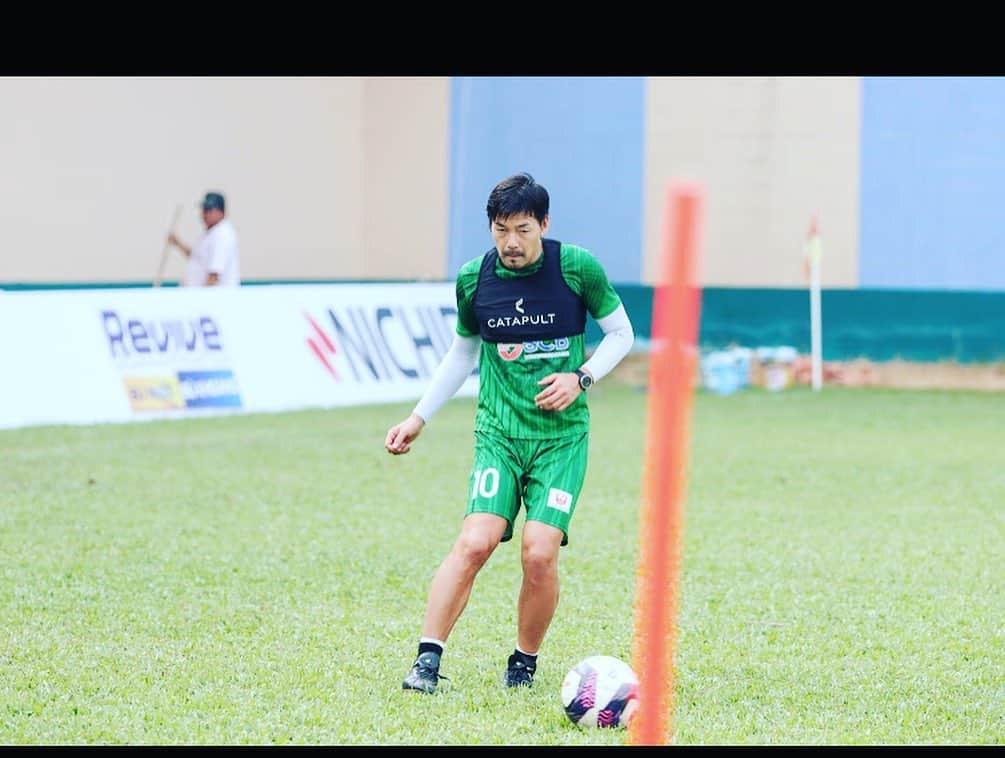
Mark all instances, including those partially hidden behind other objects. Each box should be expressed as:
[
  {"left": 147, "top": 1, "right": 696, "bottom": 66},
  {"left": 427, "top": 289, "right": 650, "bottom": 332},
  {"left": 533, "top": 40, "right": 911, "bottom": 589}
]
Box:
[
  {"left": 447, "top": 77, "right": 1005, "bottom": 293},
  {"left": 448, "top": 77, "right": 645, "bottom": 284},
  {"left": 860, "top": 77, "right": 1005, "bottom": 290}
]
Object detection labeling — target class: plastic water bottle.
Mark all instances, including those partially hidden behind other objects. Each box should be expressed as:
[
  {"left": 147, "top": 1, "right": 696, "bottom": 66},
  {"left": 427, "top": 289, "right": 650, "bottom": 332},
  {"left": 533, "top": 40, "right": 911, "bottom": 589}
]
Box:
[{"left": 702, "top": 351, "right": 741, "bottom": 395}]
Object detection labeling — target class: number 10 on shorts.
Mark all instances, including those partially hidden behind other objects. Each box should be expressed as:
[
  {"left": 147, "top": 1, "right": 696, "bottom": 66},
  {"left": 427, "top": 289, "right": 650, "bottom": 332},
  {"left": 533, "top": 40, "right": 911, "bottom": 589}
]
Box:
[{"left": 471, "top": 468, "right": 500, "bottom": 500}]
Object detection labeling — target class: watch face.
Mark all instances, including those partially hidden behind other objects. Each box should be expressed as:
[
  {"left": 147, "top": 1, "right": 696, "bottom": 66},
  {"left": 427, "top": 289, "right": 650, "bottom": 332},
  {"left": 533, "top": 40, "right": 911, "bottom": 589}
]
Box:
[{"left": 579, "top": 373, "right": 593, "bottom": 390}]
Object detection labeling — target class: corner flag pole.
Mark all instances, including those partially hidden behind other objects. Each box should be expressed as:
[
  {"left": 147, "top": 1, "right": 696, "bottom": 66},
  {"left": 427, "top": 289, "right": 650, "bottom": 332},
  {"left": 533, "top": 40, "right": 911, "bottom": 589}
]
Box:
[
  {"left": 806, "top": 216, "right": 823, "bottom": 391},
  {"left": 629, "top": 181, "right": 705, "bottom": 746}
]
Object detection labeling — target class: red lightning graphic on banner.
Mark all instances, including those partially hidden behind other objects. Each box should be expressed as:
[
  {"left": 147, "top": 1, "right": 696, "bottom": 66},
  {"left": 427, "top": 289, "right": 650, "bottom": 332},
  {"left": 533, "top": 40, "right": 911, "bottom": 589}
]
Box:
[{"left": 304, "top": 311, "right": 340, "bottom": 380}]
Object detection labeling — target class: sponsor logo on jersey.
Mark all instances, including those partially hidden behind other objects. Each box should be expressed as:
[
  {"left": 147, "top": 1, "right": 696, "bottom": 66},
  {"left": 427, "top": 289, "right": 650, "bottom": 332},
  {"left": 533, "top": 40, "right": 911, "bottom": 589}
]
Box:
[
  {"left": 515, "top": 297, "right": 525, "bottom": 314},
  {"left": 547, "top": 487, "right": 573, "bottom": 513},
  {"left": 496, "top": 338, "right": 571, "bottom": 362},
  {"left": 523, "top": 337, "right": 571, "bottom": 360},
  {"left": 486, "top": 312, "right": 557, "bottom": 329},
  {"left": 498, "top": 343, "right": 523, "bottom": 361}
]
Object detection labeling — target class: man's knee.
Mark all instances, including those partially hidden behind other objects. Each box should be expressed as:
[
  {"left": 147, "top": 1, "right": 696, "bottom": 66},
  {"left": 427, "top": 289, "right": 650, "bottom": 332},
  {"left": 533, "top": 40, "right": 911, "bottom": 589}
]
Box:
[
  {"left": 521, "top": 521, "right": 563, "bottom": 580},
  {"left": 455, "top": 514, "right": 507, "bottom": 566}
]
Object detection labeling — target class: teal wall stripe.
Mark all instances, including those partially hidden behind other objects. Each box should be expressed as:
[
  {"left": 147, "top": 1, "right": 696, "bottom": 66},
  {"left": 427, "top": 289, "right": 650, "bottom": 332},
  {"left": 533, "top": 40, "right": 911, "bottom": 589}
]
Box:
[{"left": 588, "top": 286, "right": 1005, "bottom": 364}]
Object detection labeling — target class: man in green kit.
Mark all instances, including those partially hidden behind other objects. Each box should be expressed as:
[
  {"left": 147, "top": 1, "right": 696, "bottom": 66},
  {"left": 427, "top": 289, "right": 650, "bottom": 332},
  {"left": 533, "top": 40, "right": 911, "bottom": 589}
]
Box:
[{"left": 384, "top": 172, "right": 635, "bottom": 693}]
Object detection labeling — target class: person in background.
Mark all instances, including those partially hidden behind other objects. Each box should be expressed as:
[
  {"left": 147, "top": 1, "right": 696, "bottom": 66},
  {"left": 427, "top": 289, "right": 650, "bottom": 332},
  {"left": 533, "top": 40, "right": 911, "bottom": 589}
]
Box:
[{"left": 167, "top": 191, "right": 241, "bottom": 287}]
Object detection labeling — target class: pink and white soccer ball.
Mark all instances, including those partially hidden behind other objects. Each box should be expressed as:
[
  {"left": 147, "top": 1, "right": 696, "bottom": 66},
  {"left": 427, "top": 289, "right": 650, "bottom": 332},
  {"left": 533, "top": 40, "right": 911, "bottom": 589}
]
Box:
[{"left": 560, "top": 655, "right": 640, "bottom": 728}]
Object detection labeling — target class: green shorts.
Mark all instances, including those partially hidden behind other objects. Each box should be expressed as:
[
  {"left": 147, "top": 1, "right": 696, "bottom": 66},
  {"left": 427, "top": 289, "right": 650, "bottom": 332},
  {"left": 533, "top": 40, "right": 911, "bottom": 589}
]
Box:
[{"left": 465, "top": 429, "right": 590, "bottom": 546}]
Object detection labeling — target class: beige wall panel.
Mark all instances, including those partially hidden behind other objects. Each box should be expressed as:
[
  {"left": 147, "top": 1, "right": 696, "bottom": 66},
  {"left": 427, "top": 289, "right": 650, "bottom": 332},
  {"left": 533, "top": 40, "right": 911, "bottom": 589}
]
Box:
[
  {"left": 361, "top": 77, "right": 450, "bottom": 280},
  {"left": 643, "top": 77, "right": 861, "bottom": 288},
  {"left": 0, "top": 77, "right": 365, "bottom": 283}
]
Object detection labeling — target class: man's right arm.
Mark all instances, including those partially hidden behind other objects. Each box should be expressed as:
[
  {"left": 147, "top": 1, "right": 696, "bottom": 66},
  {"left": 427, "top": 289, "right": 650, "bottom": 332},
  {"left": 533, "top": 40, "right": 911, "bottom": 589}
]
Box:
[
  {"left": 167, "top": 233, "right": 192, "bottom": 258},
  {"left": 384, "top": 333, "right": 480, "bottom": 454},
  {"left": 385, "top": 257, "right": 482, "bottom": 455},
  {"left": 412, "top": 333, "right": 480, "bottom": 423}
]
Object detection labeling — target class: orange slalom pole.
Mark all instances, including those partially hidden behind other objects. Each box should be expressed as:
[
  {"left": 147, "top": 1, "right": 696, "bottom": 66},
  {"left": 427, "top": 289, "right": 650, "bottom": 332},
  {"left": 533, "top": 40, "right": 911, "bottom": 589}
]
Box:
[{"left": 629, "top": 181, "right": 705, "bottom": 746}]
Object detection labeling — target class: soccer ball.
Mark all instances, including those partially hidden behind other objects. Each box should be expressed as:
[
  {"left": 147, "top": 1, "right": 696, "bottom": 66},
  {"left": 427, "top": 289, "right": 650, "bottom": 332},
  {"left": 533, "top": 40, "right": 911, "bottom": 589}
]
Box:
[{"left": 560, "top": 655, "right": 639, "bottom": 729}]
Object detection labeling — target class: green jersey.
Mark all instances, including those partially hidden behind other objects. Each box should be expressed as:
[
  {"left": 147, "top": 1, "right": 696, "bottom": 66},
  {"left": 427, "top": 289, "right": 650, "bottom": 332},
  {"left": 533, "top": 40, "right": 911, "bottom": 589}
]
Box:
[{"left": 455, "top": 239, "right": 622, "bottom": 439}]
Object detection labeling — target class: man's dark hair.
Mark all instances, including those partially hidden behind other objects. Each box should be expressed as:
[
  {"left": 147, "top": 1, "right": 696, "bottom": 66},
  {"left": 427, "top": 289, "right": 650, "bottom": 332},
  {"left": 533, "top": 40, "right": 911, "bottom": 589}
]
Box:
[{"left": 486, "top": 172, "right": 549, "bottom": 226}]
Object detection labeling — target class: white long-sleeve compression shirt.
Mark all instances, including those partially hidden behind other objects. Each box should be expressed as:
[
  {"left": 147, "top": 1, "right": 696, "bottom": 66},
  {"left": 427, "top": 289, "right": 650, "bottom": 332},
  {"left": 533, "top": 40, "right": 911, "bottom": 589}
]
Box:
[
  {"left": 412, "top": 333, "right": 481, "bottom": 423},
  {"left": 412, "top": 302, "right": 633, "bottom": 423},
  {"left": 581, "top": 303, "right": 635, "bottom": 381}
]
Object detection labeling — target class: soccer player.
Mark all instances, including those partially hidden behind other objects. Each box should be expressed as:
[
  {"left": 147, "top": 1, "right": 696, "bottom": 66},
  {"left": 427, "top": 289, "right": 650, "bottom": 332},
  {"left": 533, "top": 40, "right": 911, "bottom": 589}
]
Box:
[{"left": 384, "top": 172, "right": 635, "bottom": 693}]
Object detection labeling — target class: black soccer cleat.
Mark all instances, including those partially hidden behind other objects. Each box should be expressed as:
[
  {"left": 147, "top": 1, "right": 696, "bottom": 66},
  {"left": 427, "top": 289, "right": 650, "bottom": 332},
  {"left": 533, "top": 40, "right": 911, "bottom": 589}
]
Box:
[
  {"left": 402, "top": 651, "right": 446, "bottom": 694},
  {"left": 503, "top": 653, "right": 536, "bottom": 688}
]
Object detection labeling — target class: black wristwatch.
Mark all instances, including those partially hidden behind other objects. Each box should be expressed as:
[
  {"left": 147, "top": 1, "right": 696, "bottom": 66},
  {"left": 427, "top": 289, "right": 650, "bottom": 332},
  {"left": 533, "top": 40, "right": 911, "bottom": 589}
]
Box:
[{"left": 575, "top": 369, "right": 593, "bottom": 391}]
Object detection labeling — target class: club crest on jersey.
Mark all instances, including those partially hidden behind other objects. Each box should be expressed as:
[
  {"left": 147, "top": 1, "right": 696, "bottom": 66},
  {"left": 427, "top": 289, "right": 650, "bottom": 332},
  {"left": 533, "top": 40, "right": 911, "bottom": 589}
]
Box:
[{"left": 498, "top": 343, "right": 523, "bottom": 361}]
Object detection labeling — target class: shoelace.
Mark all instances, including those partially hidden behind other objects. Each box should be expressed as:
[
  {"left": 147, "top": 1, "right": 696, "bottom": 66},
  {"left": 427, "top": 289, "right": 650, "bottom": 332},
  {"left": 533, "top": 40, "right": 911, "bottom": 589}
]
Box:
[
  {"left": 414, "top": 660, "right": 449, "bottom": 681},
  {"left": 507, "top": 660, "right": 535, "bottom": 681}
]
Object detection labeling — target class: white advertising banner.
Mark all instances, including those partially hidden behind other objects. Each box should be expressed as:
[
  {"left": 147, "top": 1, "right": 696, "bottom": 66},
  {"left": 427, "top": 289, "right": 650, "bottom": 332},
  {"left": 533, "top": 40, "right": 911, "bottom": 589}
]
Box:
[{"left": 0, "top": 284, "right": 478, "bottom": 430}]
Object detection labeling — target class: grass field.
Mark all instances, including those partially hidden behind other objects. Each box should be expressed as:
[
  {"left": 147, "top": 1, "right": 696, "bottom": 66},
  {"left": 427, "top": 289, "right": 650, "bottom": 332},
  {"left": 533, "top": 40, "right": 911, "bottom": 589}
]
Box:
[{"left": 1, "top": 382, "right": 1002, "bottom": 745}]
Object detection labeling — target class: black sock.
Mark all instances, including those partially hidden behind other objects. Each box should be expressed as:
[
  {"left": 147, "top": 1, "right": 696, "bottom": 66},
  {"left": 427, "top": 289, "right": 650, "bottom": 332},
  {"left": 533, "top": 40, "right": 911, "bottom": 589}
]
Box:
[
  {"left": 418, "top": 641, "right": 443, "bottom": 658},
  {"left": 509, "top": 648, "right": 537, "bottom": 669}
]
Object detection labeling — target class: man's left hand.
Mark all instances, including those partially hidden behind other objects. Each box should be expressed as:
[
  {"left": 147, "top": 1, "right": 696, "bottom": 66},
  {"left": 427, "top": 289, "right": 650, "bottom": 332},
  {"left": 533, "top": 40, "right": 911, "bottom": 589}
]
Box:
[{"left": 534, "top": 372, "right": 581, "bottom": 412}]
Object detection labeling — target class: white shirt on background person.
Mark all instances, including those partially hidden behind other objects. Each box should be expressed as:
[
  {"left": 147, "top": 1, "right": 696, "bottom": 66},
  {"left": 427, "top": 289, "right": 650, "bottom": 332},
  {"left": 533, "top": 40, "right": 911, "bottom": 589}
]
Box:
[{"left": 182, "top": 218, "right": 241, "bottom": 287}]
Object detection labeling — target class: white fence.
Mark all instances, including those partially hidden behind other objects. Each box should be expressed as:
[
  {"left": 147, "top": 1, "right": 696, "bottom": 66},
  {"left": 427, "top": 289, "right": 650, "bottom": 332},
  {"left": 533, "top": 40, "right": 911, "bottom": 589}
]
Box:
[{"left": 0, "top": 284, "right": 477, "bottom": 430}]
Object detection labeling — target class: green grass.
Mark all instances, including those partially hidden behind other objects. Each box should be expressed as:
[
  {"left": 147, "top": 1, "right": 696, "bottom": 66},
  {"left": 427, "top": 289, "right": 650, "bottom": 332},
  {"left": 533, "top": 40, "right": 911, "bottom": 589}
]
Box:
[{"left": 1, "top": 383, "right": 1002, "bottom": 745}]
